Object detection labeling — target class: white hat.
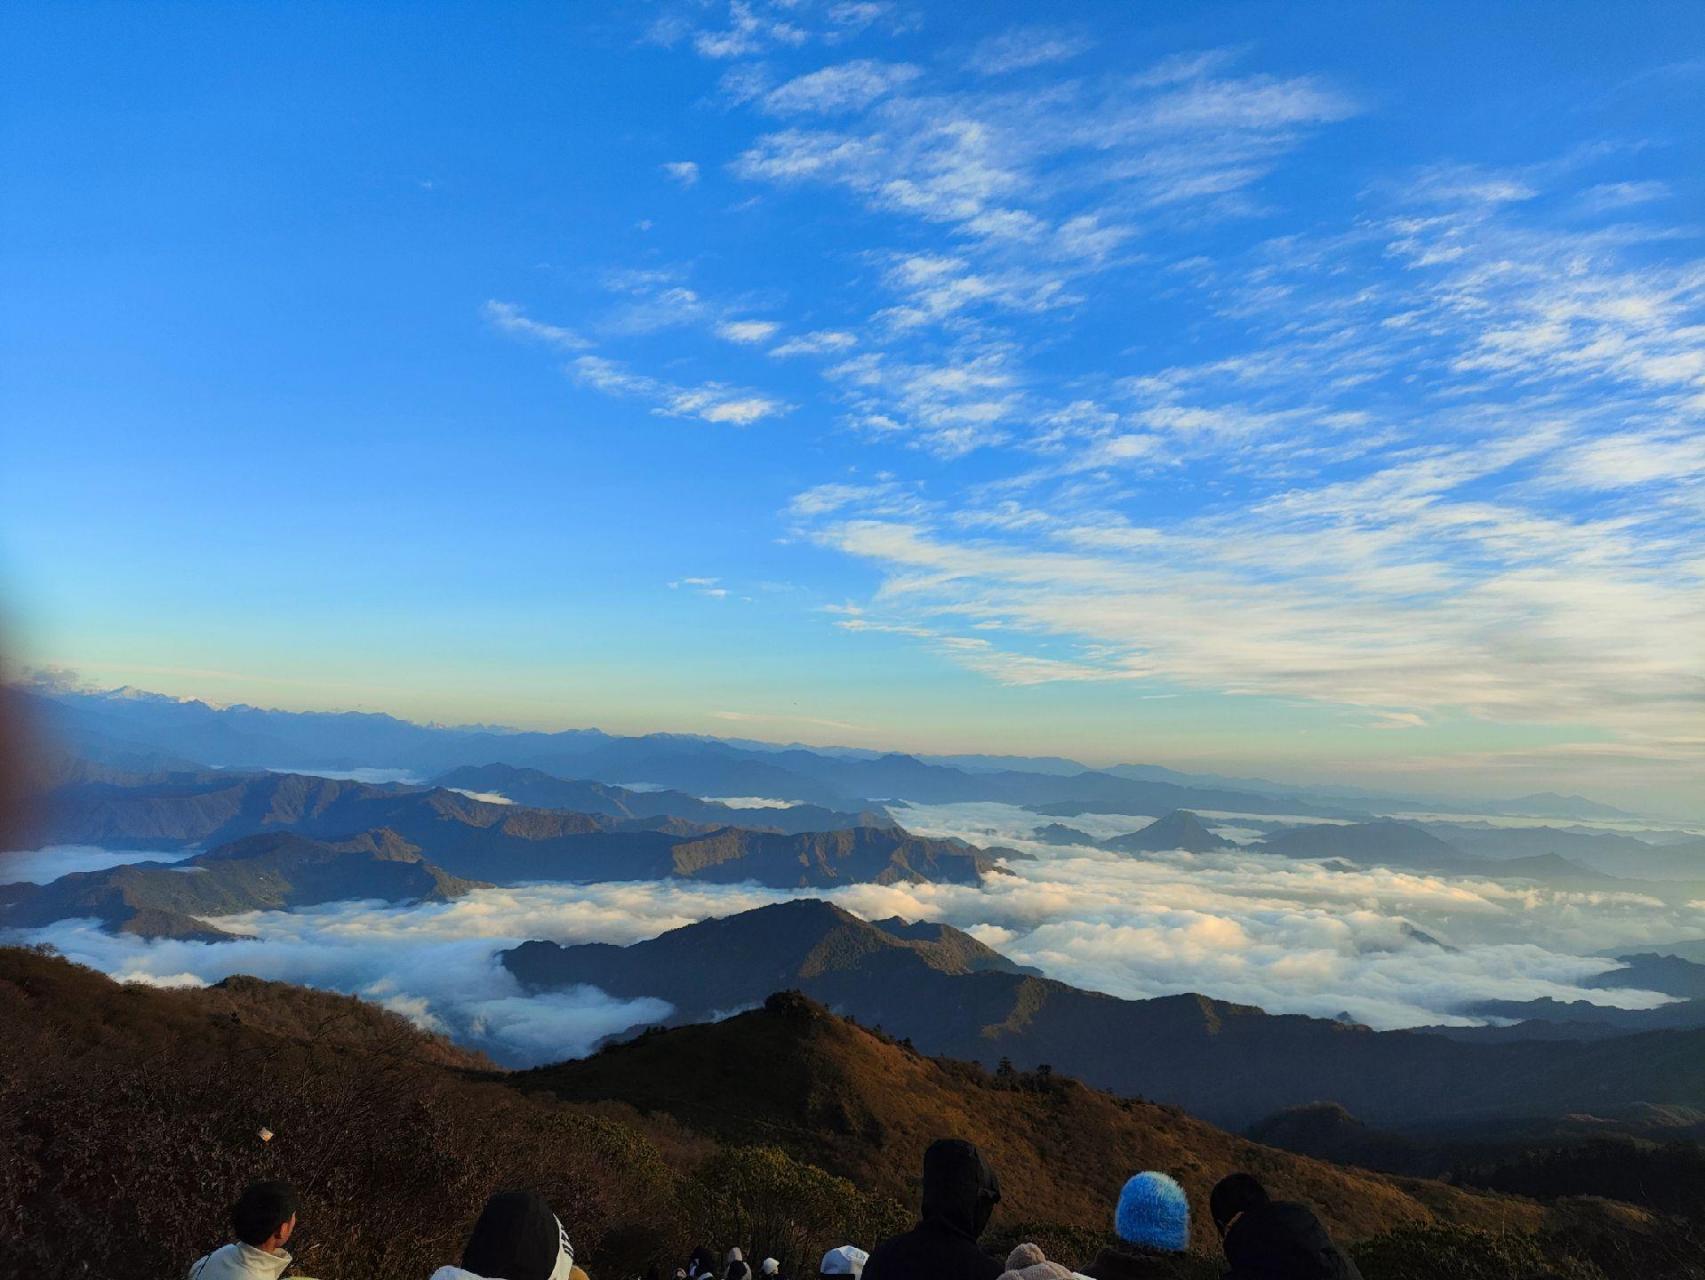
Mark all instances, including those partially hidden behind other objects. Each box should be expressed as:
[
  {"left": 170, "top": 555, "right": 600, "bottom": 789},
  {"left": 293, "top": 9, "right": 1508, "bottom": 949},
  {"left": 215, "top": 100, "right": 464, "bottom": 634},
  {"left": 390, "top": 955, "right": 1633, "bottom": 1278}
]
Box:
[
  {"left": 820, "top": 1246, "right": 868, "bottom": 1276},
  {"left": 761, "top": 1262, "right": 780, "bottom": 1277}
]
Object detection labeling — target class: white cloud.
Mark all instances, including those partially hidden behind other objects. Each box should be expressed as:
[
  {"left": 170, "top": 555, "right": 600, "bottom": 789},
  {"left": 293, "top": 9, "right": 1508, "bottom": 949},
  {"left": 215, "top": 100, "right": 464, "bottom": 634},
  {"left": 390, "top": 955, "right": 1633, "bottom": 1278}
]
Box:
[
  {"left": 573, "top": 354, "right": 790, "bottom": 426},
  {"left": 763, "top": 60, "right": 920, "bottom": 114},
  {"left": 716, "top": 318, "right": 782, "bottom": 343},
  {"left": 447, "top": 788, "right": 515, "bottom": 805},
  {"left": 661, "top": 160, "right": 701, "bottom": 186},
  {"left": 483, "top": 300, "right": 590, "bottom": 351},
  {"left": 692, "top": 1, "right": 807, "bottom": 59},
  {"left": 670, "top": 576, "right": 730, "bottom": 598},
  {"left": 967, "top": 27, "right": 1093, "bottom": 76},
  {"left": 1578, "top": 180, "right": 1670, "bottom": 212},
  {"left": 770, "top": 329, "right": 857, "bottom": 357}
]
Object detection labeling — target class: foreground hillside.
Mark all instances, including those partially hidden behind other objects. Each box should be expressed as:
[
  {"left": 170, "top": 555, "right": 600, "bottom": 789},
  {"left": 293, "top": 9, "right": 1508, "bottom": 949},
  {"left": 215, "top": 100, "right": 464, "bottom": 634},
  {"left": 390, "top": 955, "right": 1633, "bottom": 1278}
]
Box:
[
  {"left": 0, "top": 946, "right": 889, "bottom": 1279},
  {"left": 5, "top": 946, "right": 1697, "bottom": 1279},
  {"left": 515, "top": 989, "right": 1540, "bottom": 1251}
]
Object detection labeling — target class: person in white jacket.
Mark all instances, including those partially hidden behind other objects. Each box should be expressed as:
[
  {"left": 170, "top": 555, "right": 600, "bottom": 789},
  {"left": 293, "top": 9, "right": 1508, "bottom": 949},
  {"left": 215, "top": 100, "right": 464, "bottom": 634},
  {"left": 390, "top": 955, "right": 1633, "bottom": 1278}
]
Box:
[
  {"left": 428, "top": 1189, "right": 576, "bottom": 1280},
  {"left": 187, "top": 1181, "right": 300, "bottom": 1280}
]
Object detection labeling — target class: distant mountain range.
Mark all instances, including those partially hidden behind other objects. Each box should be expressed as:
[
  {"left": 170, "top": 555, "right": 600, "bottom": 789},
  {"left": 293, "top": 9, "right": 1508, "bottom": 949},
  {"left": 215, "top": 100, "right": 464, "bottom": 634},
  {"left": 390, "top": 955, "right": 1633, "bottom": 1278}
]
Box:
[
  {"left": 432, "top": 763, "right": 888, "bottom": 833},
  {"left": 6, "top": 767, "right": 1002, "bottom": 934},
  {"left": 1102, "top": 809, "right": 1231, "bottom": 854},
  {"left": 29, "top": 681, "right": 1656, "bottom": 825},
  {"left": 1420, "top": 822, "right": 1705, "bottom": 880},
  {"left": 0, "top": 829, "right": 483, "bottom": 940},
  {"left": 500, "top": 899, "right": 1705, "bottom": 1129},
  {"left": 1256, "top": 820, "right": 1475, "bottom": 872},
  {"left": 1074, "top": 811, "right": 1703, "bottom": 890},
  {"left": 1409, "top": 954, "right": 1705, "bottom": 1044}
]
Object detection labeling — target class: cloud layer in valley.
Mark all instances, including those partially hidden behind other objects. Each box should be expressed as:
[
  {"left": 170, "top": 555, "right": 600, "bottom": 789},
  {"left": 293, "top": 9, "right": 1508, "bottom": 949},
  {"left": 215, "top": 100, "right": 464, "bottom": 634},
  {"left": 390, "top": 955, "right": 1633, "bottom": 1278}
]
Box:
[{"left": 10, "top": 802, "right": 1699, "bottom": 1066}]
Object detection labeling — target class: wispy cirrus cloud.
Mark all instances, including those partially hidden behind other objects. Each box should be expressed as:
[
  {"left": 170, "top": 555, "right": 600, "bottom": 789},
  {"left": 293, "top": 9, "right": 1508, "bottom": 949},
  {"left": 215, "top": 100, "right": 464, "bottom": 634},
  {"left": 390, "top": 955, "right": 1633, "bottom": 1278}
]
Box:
[
  {"left": 779, "top": 159, "right": 1705, "bottom": 791},
  {"left": 489, "top": 15, "right": 1702, "bottom": 805},
  {"left": 715, "top": 318, "right": 782, "bottom": 343},
  {"left": 575, "top": 354, "right": 789, "bottom": 425},
  {"left": 761, "top": 59, "right": 920, "bottom": 114},
  {"left": 669, "top": 576, "right": 730, "bottom": 598},
  {"left": 966, "top": 27, "right": 1093, "bottom": 76},
  {"left": 483, "top": 300, "right": 591, "bottom": 351},
  {"left": 688, "top": 1, "right": 807, "bottom": 59},
  {"left": 769, "top": 329, "right": 858, "bottom": 357}
]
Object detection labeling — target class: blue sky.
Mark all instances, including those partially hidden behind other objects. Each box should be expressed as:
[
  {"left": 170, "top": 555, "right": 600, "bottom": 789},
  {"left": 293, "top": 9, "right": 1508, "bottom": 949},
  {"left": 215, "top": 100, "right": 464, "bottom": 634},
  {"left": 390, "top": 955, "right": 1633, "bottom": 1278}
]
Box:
[{"left": 3, "top": 2, "right": 1702, "bottom": 810}]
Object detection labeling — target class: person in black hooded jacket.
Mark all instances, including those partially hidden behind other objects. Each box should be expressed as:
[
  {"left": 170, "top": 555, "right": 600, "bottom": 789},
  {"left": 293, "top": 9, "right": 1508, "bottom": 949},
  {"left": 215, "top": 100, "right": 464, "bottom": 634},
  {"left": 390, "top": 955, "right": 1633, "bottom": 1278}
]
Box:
[
  {"left": 862, "top": 1138, "right": 1002, "bottom": 1280},
  {"left": 1212, "top": 1176, "right": 1361, "bottom": 1280}
]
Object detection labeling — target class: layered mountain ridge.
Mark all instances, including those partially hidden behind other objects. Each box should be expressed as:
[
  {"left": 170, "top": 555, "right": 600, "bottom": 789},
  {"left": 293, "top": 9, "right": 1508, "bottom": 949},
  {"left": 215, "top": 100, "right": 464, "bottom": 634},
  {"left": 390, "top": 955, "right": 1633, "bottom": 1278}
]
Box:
[{"left": 502, "top": 900, "right": 1705, "bottom": 1130}]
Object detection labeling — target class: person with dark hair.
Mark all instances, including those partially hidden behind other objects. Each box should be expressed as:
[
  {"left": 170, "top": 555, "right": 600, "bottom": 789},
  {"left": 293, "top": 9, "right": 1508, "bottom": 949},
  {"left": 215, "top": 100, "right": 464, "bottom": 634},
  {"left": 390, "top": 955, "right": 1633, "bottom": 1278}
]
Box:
[
  {"left": 1081, "top": 1172, "right": 1194, "bottom": 1280},
  {"left": 1210, "top": 1174, "right": 1269, "bottom": 1238},
  {"left": 1210, "top": 1175, "right": 1362, "bottom": 1280},
  {"left": 725, "top": 1248, "right": 752, "bottom": 1280},
  {"left": 687, "top": 1247, "right": 719, "bottom": 1279},
  {"left": 862, "top": 1138, "right": 1003, "bottom": 1280},
  {"left": 429, "top": 1189, "right": 576, "bottom": 1280},
  {"left": 188, "top": 1181, "right": 300, "bottom": 1280}
]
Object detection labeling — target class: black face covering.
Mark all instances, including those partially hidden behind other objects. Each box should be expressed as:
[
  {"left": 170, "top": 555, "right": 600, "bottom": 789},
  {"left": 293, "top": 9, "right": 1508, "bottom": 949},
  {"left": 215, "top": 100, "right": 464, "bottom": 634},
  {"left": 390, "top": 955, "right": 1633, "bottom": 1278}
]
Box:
[
  {"left": 919, "top": 1139, "right": 1002, "bottom": 1241},
  {"left": 1223, "top": 1203, "right": 1349, "bottom": 1280}
]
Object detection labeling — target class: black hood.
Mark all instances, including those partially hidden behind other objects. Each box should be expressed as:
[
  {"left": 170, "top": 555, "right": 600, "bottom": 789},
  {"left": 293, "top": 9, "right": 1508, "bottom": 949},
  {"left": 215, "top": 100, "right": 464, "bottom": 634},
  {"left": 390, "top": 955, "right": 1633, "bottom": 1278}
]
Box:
[
  {"left": 920, "top": 1138, "right": 1001, "bottom": 1240},
  {"left": 1224, "top": 1202, "right": 1356, "bottom": 1280}
]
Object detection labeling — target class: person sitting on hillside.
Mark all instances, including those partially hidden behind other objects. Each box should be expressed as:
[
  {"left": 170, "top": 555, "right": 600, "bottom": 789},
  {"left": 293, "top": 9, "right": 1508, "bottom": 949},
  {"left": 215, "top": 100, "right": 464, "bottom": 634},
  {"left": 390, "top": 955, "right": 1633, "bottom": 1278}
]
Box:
[
  {"left": 428, "top": 1189, "right": 576, "bottom": 1280},
  {"left": 758, "top": 1260, "right": 781, "bottom": 1278},
  {"left": 725, "top": 1248, "right": 752, "bottom": 1280},
  {"left": 1081, "top": 1172, "right": 1193, "bottom": 1280},
  {"left": 996, "top": 1241, "right": 1082, "bottom": 1280},
  {"left": 861, "top": 1138, "right": 1003, "bottom": 1280},
  {"left": 1209, "top": 1175, "right": 1362, "bottom": 1280},
  {"left": 189, "top": 1181, "right": 303, "bottom": 1280},
  {"left": 819, "top": 1245, "right": 868, "bottom": 1277},
  {"left": 687, "top": 1248, "right": 719, "bottom": 1279}
]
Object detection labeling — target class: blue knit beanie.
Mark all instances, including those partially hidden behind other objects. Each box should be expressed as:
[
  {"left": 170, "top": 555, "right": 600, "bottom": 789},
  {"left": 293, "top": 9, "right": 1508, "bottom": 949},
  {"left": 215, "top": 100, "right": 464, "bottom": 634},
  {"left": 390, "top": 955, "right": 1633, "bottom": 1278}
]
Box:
[{"left": 1114, "top": 1172, "right": 1189, "bottom": 1252}]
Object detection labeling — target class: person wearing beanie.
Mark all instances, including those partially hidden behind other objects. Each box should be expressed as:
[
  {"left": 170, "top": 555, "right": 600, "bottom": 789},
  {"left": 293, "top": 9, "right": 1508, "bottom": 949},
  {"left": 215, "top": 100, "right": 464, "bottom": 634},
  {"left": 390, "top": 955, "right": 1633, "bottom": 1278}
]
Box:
[
  {"left": 759, "top": 1261, "right": 781, "bottom": 1278},
  {"left": 995, "top": 1241, "right": 1081, "bottom": 1280},
  {"left": 1081, "top": 1173, "right": 1193, "bottom": 1280},
  {"left": 862, "top": 1138, "right": 1003, "bottom": 1280},
  {"left": 189, "top": 1181, "right": 301, "bottom": 1280},
  {"left": 819, "top": 1246, "right": 868, "bottom": 1277},
  {"left": 1212, "top": 1176, "right": 1362, "bottom": 1280},
  {"left": 429, "top": 1189, "right": 576, "bottom": 1280}
]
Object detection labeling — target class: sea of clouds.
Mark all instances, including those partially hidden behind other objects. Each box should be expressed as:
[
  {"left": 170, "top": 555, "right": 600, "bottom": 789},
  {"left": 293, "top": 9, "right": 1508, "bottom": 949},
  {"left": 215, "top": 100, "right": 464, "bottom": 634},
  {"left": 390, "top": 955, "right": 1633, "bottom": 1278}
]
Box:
[{"left": 5, "top": 801, "right": 1701, "bottom": 1067}]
